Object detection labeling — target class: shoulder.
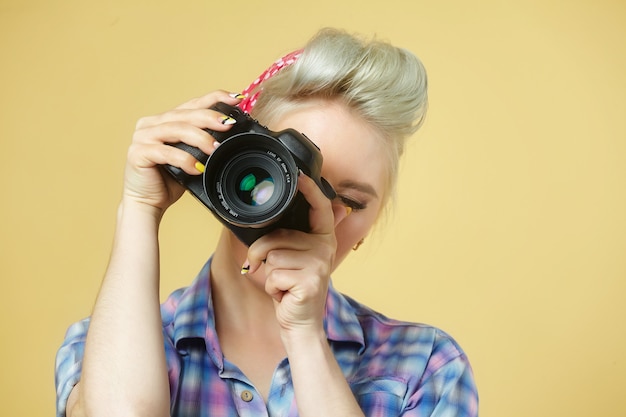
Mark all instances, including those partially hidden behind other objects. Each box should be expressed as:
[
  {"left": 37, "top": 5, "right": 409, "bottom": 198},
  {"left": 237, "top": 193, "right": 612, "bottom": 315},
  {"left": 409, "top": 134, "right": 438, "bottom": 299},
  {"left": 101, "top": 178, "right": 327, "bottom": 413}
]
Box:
[
  {"left": 337, "top": 294, "right": 478, "bottom": 415},
  {"left": 160, "top": 286, "right": 188, "bottom": 327},
  {"left": 339, "top": 293, "right": 471, "bottom": 382},
  {"left": 345, "top": 293, "right": 466, "bottom": 353},
  {"left": 160, "top": 259, "right": 213, "bottom": 336}
]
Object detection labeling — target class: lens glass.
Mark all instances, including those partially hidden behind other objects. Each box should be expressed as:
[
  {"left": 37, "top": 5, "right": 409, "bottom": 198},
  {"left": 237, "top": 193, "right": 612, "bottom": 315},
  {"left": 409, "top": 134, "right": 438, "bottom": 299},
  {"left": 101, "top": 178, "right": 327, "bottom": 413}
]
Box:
[{"left": 237, "top": 169, "right": 275, "bottom": 206}]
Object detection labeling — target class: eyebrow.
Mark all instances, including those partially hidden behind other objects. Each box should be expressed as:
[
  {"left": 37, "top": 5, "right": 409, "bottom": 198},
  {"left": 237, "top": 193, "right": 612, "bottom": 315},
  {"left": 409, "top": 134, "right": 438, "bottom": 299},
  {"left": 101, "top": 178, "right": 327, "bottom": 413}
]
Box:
[{"left": 336, "top": 179, "right": 379, "bottom": 199}]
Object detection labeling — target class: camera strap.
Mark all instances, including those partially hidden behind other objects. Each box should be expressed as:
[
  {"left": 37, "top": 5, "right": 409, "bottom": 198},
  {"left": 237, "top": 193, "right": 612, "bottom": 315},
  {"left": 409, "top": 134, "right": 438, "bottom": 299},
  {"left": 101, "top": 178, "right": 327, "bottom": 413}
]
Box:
[{"left": 238, "top": 49, "right": 302, "bottom": 113}]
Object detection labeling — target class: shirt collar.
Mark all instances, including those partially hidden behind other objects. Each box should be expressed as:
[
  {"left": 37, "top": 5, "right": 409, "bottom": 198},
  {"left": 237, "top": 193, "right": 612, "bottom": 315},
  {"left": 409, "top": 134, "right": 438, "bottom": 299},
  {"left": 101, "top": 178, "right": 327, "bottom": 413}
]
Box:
[
  {"left": 171, "top": 259, "right": 213, "bottom": 346},
  {"left": 172, "top": 258, "right": 365, "bottom": 350}
]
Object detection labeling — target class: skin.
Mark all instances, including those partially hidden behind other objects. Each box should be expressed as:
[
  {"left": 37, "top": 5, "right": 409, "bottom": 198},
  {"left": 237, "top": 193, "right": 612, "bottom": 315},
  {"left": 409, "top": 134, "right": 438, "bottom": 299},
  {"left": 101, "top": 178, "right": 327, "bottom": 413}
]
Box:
[{"left": 67, "top": 91, "right": 388, "bottom": 417}]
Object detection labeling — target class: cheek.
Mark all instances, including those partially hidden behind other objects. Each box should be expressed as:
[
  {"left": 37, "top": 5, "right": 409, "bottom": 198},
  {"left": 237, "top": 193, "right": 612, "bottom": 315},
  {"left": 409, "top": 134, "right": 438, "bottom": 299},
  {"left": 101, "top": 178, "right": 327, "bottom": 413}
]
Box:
[{"left": 333, "top": 211, "right": 379, "bottom": 259}]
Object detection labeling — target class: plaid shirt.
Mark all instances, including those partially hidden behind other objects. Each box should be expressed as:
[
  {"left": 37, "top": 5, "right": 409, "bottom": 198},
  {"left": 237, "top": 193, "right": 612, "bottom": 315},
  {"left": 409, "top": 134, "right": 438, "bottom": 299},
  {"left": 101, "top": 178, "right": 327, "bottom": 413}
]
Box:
[{"left": 56, "top": 258, "right": 478, "bottom": 416}]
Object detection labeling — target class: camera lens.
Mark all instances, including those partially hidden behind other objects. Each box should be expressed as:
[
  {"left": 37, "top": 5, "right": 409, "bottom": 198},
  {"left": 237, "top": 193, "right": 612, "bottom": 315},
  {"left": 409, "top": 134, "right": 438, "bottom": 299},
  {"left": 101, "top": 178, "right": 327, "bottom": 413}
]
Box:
[
  {"left": 220, "top": 152, "right": 287, "bottom": 217},
  {"left": 237, "top": 168, "right": 275, "bottom": 207},
  {"left": 203, "top": 133, "right": 298, "bottom": 227}
]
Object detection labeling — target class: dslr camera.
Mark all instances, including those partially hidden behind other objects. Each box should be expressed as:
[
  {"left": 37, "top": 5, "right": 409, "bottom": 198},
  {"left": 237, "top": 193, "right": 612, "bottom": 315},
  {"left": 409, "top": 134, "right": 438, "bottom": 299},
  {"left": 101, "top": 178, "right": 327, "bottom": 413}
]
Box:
[{"left": 162, "top": 102, "right": 336, "bottom": 246}]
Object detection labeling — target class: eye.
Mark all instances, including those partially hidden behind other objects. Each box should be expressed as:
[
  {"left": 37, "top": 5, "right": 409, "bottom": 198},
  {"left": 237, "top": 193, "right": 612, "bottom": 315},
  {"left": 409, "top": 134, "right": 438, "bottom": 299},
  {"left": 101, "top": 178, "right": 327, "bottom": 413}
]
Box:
[{"left": 338, "top": 195, "right": 367, "bottom": 212}]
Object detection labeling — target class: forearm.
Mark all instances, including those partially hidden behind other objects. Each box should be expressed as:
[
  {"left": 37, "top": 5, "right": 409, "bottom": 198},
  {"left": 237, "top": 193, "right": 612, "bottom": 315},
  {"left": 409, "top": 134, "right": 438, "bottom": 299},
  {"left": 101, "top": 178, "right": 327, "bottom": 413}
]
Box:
[
  {"left": 284, "top": 330, "right": 364, "bottom": 417},
  {"left": 74, "top": 200, "right": 170, "bottom": 417}
]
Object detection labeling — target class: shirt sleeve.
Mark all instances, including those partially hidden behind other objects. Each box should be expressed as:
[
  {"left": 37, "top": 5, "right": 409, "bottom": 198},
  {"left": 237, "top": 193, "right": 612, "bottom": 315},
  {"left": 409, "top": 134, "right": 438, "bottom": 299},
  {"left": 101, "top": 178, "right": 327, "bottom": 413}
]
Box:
[
  {"left": 55, "top": 318, "right": 90, "bottom": 417},
  {"left": 53, "top": 285, "right": 187, "bottom": 417},
  {"left": 403, "top": 352, "right": 479, "bottom": 417}
]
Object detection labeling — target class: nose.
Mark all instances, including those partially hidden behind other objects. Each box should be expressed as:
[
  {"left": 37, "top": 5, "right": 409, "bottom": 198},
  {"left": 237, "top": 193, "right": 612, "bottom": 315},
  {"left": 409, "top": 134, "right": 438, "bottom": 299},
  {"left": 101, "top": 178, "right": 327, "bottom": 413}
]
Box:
[{"left": 331, "top": 201, "right": 352, "bottom": 227}]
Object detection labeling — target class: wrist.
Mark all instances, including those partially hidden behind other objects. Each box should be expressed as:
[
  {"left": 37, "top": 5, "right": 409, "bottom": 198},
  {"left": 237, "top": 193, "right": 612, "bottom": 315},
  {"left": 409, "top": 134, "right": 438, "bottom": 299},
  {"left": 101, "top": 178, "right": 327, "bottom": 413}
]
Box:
[
  {"left": 281, "top": 326, "right": 364, "bottom": 417},
  {"left": 118, "top": 197, "right": 165, "bottom": 224},
  {"left": 280, "top": 326, "right": 328, "bottom": 354}
]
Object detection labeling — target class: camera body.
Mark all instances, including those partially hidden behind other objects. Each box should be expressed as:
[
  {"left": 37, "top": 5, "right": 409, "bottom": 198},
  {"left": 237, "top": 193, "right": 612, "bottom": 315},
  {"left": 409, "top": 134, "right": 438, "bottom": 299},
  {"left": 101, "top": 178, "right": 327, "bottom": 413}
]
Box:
[{"left": 162, "top": 102, "right": 336, "bottom": 246}]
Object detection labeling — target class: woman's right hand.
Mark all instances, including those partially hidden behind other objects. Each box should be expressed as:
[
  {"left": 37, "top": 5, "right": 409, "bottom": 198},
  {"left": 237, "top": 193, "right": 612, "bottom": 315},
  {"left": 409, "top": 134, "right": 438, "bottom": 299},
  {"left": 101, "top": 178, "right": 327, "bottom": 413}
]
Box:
[{"left": 122, "top": 90, "right": 244, "bottom": 214}]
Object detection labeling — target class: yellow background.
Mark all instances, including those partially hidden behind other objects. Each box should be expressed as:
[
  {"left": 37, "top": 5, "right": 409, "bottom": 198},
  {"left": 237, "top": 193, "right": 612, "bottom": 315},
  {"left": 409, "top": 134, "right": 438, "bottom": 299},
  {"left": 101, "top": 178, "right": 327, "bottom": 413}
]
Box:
[{"left": 1, "top": 0, "right": 625, "bottom": 415}]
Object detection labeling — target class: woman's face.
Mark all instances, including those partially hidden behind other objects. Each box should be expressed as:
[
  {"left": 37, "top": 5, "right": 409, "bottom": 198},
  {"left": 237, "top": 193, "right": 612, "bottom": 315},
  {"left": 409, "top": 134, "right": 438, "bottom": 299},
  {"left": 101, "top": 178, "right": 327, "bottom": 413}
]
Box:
[{"left": 270, "top": 100, "right": 388, "bottom": 268}]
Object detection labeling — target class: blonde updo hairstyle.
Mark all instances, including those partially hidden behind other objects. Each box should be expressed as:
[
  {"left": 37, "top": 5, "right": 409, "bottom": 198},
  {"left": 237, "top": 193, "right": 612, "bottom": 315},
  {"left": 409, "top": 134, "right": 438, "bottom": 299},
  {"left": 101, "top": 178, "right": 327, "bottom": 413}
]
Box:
[{"left": 250, "top": 28, "right": 428, "bottom": 214}]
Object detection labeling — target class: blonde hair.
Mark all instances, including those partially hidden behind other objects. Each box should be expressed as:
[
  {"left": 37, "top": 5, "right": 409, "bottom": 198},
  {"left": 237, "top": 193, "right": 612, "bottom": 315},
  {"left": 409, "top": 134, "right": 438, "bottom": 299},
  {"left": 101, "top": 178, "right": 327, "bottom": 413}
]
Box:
[{"left": 251, "top": 28, "right": 428, "bottom": 209}]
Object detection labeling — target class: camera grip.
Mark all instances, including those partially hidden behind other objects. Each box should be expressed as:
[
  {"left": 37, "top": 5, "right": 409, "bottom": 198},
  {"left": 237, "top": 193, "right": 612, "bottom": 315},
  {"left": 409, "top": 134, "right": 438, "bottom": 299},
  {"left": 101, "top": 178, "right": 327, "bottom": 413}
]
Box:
[
  {"left": 168, "top": 141, "right": 210, "bottom": 163},
  {"left": 161, "top": 142, "right": 210, "bottom": 193}
]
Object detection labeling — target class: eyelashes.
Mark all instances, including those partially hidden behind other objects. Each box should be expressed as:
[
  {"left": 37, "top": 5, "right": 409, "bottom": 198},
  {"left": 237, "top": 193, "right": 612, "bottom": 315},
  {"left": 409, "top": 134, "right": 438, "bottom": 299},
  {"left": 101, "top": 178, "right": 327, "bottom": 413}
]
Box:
[{"left": 338, "top": 195, "right": 367, "bottom": 211}]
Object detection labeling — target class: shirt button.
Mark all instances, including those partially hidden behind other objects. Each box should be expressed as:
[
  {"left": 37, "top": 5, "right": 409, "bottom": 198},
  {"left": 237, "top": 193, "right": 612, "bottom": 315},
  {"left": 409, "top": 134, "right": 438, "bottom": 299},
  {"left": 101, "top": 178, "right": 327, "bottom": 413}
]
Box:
[{"left": 241, "top": 390, "right": 254, "bottom": 402}]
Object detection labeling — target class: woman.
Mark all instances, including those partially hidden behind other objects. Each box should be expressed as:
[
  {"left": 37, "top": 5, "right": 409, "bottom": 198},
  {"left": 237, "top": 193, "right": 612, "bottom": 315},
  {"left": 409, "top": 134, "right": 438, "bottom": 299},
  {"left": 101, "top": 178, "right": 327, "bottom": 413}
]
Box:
[{"left": 56, "top": 28, "right": 478, "bottom": 417}]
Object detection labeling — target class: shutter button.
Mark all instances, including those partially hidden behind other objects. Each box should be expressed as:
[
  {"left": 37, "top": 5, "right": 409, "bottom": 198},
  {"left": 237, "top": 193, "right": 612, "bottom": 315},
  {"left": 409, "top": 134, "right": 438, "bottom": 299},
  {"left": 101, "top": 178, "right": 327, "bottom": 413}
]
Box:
[{"left": 241, "top": 390, "right": 254, "bottom": 402}]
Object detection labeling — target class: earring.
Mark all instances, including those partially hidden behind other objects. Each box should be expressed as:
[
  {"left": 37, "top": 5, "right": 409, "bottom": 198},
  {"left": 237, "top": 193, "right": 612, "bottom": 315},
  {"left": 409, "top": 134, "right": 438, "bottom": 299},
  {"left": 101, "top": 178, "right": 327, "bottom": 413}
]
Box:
[{"left": 352, "top": 238, "right": 365, "bottom": 251}]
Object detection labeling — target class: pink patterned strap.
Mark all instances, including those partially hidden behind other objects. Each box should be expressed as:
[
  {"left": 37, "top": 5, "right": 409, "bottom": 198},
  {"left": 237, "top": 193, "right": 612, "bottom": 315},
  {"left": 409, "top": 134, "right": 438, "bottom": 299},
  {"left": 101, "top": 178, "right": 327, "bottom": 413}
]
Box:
[{"left": 238, "top": 49, "right": 303, "bottom": 113}]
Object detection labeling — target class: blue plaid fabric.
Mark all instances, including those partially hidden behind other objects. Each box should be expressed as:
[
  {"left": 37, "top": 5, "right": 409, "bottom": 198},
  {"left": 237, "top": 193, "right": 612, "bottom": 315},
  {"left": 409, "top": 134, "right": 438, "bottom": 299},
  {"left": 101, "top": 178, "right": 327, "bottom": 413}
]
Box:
[{"left": 56, "top": 258, "right": 478, "bottom": 416}]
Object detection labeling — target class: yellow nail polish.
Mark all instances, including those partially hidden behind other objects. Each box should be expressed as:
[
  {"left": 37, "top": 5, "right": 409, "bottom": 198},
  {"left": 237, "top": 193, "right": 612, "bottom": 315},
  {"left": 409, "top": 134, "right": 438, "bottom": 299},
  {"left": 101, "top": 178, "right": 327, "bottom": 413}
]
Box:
[
  {"left": 229, "top": 93, "right": 246, "bottom": 100},
  {"left": 220, "top": 116, "right": 236, "bottom": 125},
  {"left": 345, "top": 206, "right": 353, "bottom": 216},
  {"left": 194, "top": 162, "right": 205, "bottom": 173},
  {"left": 240, "top": 264, "right": 250, "bottom": 275}
]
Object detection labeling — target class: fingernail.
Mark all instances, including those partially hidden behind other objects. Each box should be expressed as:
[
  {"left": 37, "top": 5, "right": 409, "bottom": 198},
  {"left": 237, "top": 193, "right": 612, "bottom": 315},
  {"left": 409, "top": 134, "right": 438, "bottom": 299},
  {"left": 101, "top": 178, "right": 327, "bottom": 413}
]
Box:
[
  {"left": 194, "top": 162, "right": 205, "bottom": 173},
  {"left": 240, "top": 263, "right": 250, "bottom": 275},
  {"left": 213, "top": 141, "right": 220, "bottom": 149},
  {"left": 229, "top": 93, "right": 246, "bottom": 100},
  {"left": 345, "top": 206, "right": 353, "bottom": 216},
  {"left": 220, "top": 116, "right": 236, "bottom": 125}
]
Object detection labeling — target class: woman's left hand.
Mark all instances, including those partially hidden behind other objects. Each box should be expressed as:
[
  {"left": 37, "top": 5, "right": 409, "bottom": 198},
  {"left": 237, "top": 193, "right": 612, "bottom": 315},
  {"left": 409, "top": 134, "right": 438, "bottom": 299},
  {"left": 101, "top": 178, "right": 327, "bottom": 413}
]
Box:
[{"left": 245, "top": 172, "right": 339, "bottom": 336}]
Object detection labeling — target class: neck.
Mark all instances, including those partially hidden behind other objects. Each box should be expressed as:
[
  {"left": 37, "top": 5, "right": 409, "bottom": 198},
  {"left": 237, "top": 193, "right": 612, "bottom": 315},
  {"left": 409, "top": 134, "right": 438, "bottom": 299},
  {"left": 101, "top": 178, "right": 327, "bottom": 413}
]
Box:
[{"left": 210, "top": 229, "right": 278, "bottom": 333}]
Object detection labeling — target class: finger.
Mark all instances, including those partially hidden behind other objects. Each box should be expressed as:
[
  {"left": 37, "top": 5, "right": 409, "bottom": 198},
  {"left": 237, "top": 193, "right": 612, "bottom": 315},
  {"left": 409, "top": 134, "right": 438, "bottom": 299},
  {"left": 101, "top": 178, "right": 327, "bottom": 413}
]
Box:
[
  {"left": 128, "top": 142, "right": 206, "bottom": 175},
  {"left": 249, "top": 228, "right": 307, "bottom": 256},
  {"left": 244, "top": 229, "right": 302, "bottom": 274},
  {"left": 297, "top": 172, "right": 335, "bottom": 235},
  {"left": 264, "top": 249, "right": 330, "bottom": 287},
  {"left": 136, "top": 108, "right": 236, "bottom": 134},
  {"left": 264, "top": 267, "right": 325, "bottom": 306},
  {"left": 263, "top": 245, "right": 314, "bottom": 270},
  {"left": 175, "top": 90, "right": 245, "bottom": 110},
  {"left": 264, "top": 268, "right": 299, "bottom": 303},
  {"left": 133, "top": 122, "right": 219, "bottom": 157}
]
